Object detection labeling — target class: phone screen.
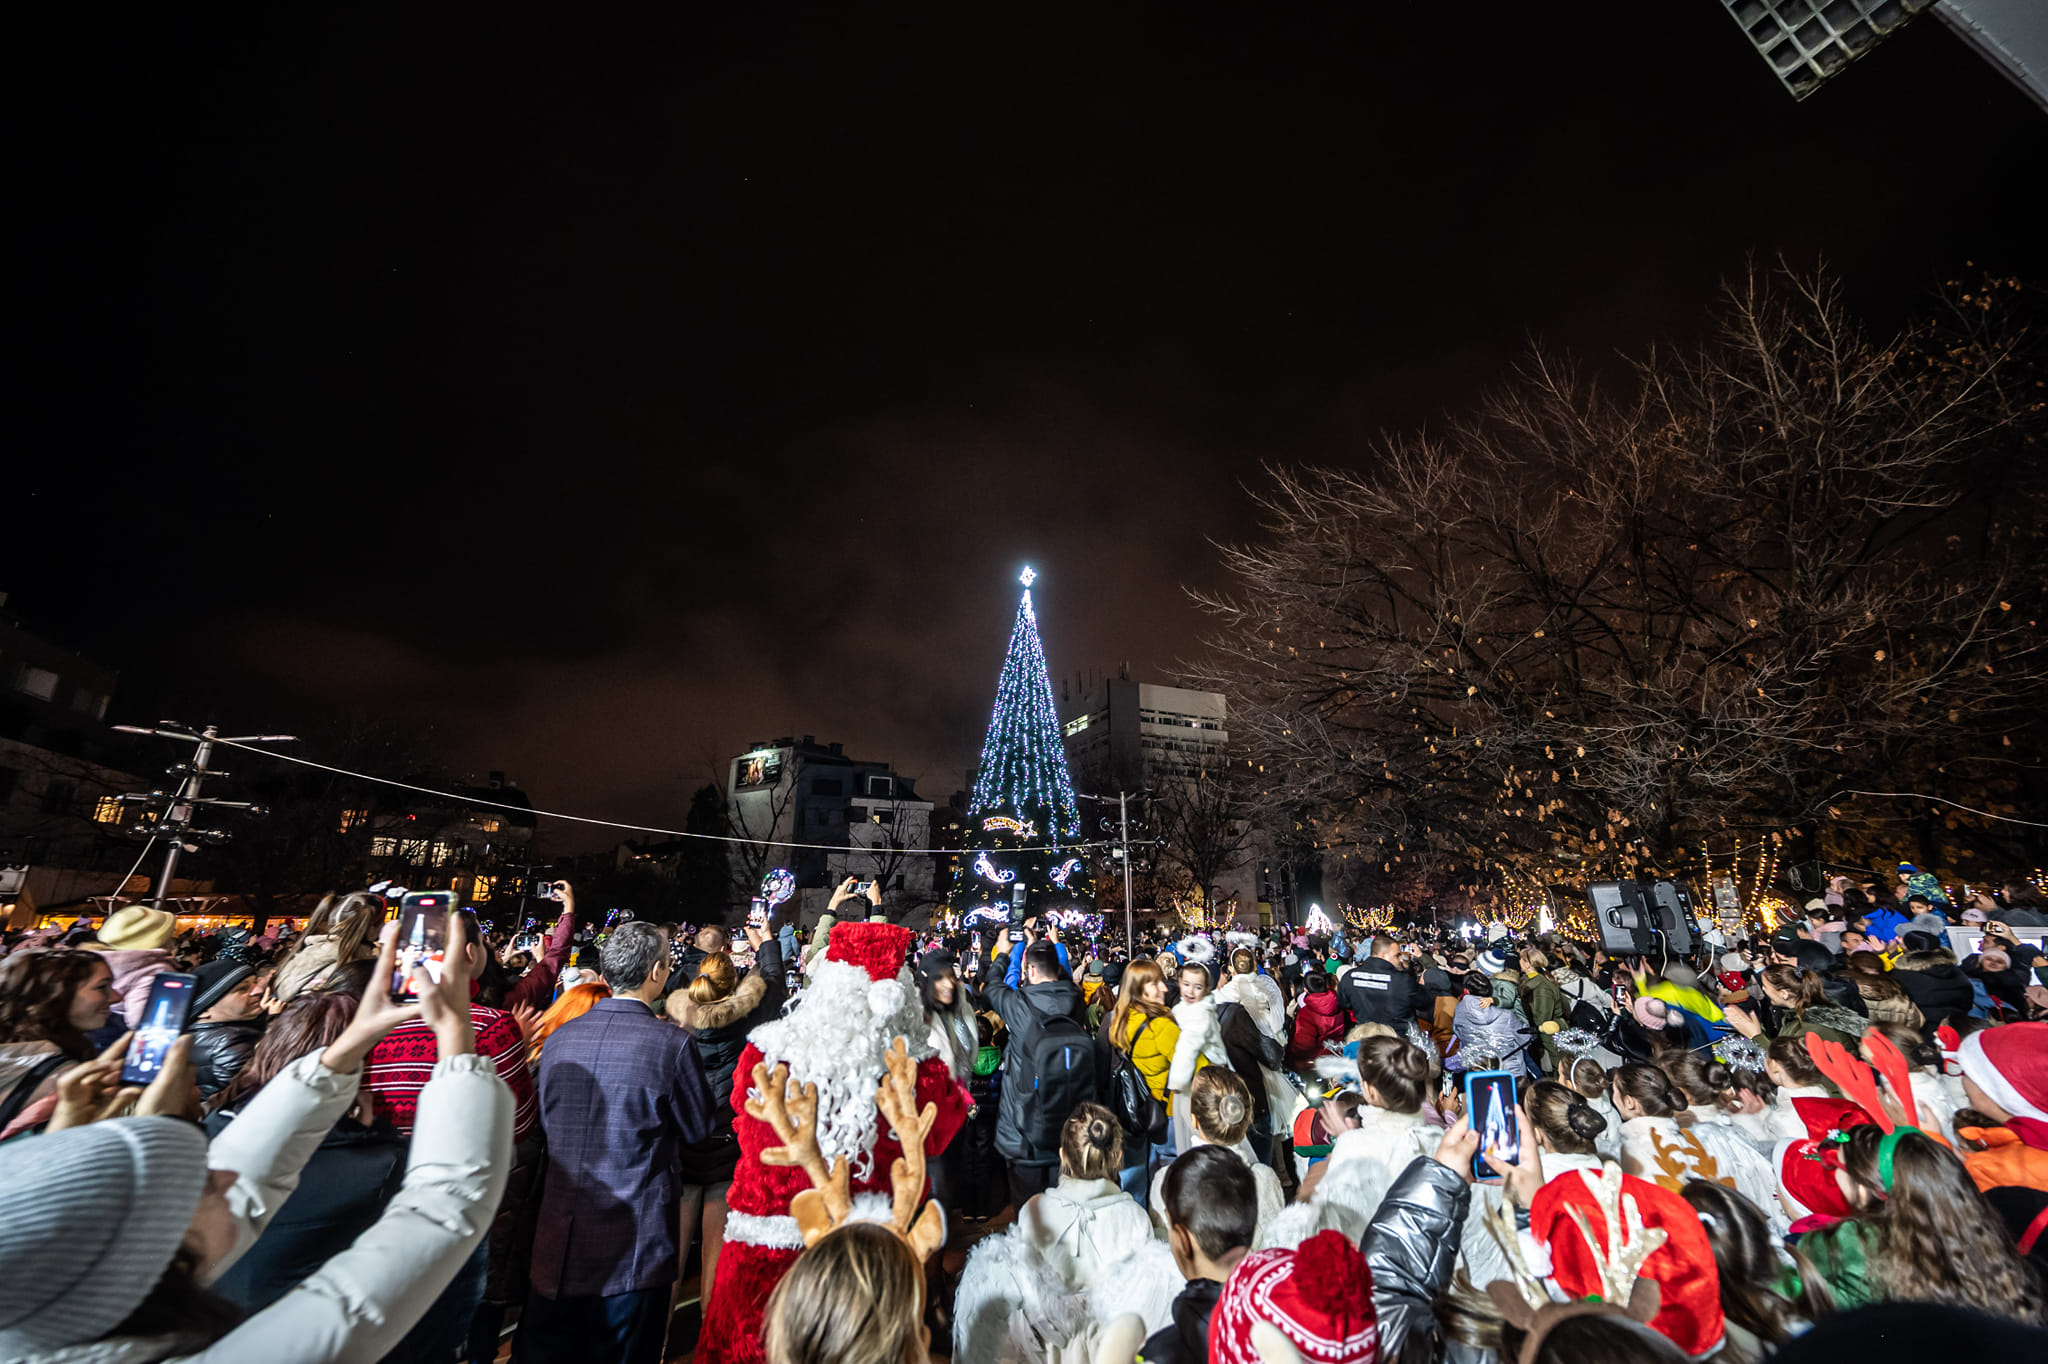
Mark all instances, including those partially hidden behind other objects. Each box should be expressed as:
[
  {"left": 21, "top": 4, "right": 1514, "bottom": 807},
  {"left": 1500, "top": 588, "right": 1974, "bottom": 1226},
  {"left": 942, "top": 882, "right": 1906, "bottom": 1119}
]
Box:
[
  {"left": 123, "top": 972, "right": 198, "bottom": 1084},
  {"left": 1463, "top": 1069, "right": 1520, "bottom": 1181},
  {"left": 1610, "top": 982, "right": 1632, "bottom": 1009},
  {"left": 394, "top": 892, "right": 455, "bottom": 999},
  {"left": 749, "top": 897, "right": 767, "bottom": 927}
]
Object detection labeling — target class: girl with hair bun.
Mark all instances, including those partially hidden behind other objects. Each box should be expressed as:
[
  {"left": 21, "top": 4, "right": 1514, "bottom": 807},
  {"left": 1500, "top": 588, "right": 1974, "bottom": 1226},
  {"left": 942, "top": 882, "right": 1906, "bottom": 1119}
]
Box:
[
  {"left": 1559, "top": 1052, "right": 1623, "bottom": 1159},
  {"left": 1613, "top": 1063, "right": 1786, "bottom": 1227},
  {"left": 1298, "top": 1037, "right": 1440, "bottom": 1236},
  {"left": 953, "top": 1103, "right": 1178, "bottom": 1362},
  {"left": 1147, "top": 1066, "right": 1284, "bottom": 1245}
]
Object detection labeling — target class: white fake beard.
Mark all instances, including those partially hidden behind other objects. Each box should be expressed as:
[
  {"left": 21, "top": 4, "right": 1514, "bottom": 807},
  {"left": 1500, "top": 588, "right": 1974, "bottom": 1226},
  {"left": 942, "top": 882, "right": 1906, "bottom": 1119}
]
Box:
[{"left": 747, "top": 958, "right": 935, "bottom": 1179}]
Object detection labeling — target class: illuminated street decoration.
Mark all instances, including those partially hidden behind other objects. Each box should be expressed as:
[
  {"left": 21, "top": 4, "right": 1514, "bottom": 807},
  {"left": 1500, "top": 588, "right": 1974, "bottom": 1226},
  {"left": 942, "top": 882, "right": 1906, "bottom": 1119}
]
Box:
[
  {"left": 973, "top": 851, "right": 1016, "bottom": 884},
  {"left": 1049, "top": 857, "right": 1083, "bottom": 888},
  {"left": 981, "top": 815, "right": 1038, "bottom": 837},
  {"left": 964, "top": 904, "right": 1013, "bottom": 927}
]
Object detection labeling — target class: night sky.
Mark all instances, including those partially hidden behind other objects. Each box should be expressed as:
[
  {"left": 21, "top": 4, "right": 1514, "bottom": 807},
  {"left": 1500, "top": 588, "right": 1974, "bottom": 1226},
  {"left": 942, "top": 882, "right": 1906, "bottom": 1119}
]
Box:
[{"left": 14, "top": 5, "right": 2048, "bottom": 849}]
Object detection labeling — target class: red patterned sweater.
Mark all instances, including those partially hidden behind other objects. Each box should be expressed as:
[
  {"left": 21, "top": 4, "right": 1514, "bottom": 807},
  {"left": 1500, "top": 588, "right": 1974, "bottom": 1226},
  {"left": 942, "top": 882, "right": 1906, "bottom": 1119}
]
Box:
[{"left": 366, "top": 1006, "right": 537, "bottom": 1143}]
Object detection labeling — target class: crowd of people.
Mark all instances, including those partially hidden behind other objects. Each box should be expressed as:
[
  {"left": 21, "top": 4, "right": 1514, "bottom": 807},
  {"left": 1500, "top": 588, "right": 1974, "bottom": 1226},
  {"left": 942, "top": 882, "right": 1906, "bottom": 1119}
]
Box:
[{"left": 0, "top": 865, "right": 2044, "bottom": 1364}]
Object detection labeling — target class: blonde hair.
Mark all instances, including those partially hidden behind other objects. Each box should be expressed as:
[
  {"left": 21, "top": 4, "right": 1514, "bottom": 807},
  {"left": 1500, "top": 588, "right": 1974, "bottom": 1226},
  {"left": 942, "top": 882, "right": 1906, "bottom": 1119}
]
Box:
[
  {"left": 1059, "top": 1102, "right": 1124, "bottom": 1180},
  {"left": 763, "top": 1222, "right": 925, "bottom": 1364},
  {"left": 1189, "top": 1066, "right": 1253, "bottom": 1145},
  {"left": 528, "top": 981, "right": 610, "bottom": 1064},
  {"left": 1344, "top": 1021, "right": 1396, "bottom": 1044},
  {"left": 688, "top": 951, "right": 739, "bottom": 1005}
]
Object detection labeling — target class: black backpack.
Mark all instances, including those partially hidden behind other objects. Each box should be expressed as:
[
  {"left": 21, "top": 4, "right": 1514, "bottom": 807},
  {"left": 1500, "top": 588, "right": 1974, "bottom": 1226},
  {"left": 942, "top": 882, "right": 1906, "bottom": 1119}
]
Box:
[
  {"left": 1562, "top": 978, "right": 1611, "bottom": 1035},
  {"left": 1110, "top": 1017, "right": 1168, "bottom": 1142},
  {"left": 1017, "top": 1008, "right": 1099, "bottom": 1153}
]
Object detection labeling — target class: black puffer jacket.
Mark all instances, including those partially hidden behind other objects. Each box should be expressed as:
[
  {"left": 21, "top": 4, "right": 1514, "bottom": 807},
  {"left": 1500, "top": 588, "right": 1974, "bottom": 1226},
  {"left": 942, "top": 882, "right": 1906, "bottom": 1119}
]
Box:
[
  {"left": 190, "top": 1017, "right": 267, "bottom": 1098},
  {"left": 1892, "top": 955, "right": 1977, "bottom": 1034},
  {"left": 983, "top": 952, "right": 1096, "bottom": 1167},
  {"left": 1364, "top": 1155, "right": 1476, "bottom": 1364},
  {"left": 688, "top": 938, "right": 787, "bottom": 1114}
]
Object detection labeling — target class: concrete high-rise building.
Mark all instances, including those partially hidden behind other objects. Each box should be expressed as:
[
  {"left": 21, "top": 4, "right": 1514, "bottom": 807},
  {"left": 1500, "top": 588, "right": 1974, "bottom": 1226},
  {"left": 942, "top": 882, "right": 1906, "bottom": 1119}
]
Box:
[{"left": 1058, "top": 671, "right": 1229, "bottom": 796}]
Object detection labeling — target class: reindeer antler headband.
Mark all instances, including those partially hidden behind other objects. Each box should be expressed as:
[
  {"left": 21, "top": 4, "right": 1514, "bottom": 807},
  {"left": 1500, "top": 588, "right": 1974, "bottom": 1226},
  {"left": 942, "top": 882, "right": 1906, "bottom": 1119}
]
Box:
[{"left": 745, "top": 1035, "right": 947, "bottom": 1263}]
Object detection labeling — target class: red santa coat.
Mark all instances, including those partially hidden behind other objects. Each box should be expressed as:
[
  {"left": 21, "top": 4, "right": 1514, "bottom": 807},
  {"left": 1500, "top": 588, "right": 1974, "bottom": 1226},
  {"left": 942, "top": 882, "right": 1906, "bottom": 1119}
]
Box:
[{"left": 696, "top": 1038, "right": 970, "bottom": 1364}]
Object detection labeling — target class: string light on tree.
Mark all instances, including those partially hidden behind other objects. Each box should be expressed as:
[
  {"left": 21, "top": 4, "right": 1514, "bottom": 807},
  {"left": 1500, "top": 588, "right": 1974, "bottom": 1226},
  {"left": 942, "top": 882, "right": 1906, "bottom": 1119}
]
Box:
[{"left": 951, "top": 567, "right": 1085, "bottom": 917}]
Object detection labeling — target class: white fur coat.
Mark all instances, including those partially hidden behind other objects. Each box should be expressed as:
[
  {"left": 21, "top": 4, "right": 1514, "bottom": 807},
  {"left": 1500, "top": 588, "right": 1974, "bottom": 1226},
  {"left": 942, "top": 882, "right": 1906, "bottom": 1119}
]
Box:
[
  {"left": 1168, "top": 996, "right": 1233, "bottom": 1152},
  {"left": 953, "top": 1176, "right": 1179, "bottom": 1364}
]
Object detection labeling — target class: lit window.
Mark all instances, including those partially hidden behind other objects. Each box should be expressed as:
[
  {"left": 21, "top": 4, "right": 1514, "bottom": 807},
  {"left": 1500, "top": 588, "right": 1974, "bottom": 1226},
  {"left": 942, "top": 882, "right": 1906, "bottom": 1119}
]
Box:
[
  {"left": 472, "top": 875, "right": 496, "bottom": 902},
  {"left": 93, "top": 796, "right": 124, "bottom": 824},
  {"left": 370, "top": 836, "right": 398, "bottom": 857},
  {"left": 14, "top": 667, "right": 59, "bottom": 702},
  {"left": 474, "top": 816, "right": 502, "bottom": 833},
  {"left": 338, "top": 809, "right": 367, "bottom": 834}
]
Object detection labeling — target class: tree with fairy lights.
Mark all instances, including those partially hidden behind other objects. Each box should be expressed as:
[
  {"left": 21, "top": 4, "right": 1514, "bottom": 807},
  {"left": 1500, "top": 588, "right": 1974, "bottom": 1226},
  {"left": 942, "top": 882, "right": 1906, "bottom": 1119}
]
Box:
[{"left": 952, "top": 568, "right": 1086, "bottom": 922}]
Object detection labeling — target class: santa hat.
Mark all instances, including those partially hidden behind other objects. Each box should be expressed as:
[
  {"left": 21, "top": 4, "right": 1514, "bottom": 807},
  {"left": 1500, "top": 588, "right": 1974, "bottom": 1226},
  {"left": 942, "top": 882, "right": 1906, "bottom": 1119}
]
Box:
[
  {"left": 1774, "top": 1096, "right": 1876, "bottom": 1224},
  {"left": 1957, "top": 1023, "right": 2048, "bottom": 1124},
  {"left": 825, "top": 920, "right": 914, "bottom": 981},
  {"left": 1529, "top": 1168, "right": 1723, "bottom": 1357},
  {"left": 1209, "top": 1230, "right": 1377, "bottom": 1364}
]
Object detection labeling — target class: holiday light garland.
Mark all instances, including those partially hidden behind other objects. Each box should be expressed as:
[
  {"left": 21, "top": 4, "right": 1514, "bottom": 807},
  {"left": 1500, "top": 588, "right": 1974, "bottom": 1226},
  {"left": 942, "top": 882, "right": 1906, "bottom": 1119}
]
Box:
[
  {"left": 1342, "top": 904, "right": 1396, "bottom": 932},
  {"left": 965, "top": 570, "right": 1082, "bottom": 842},
  {"left": 973, "top": 851, "right": 1016, "bottom": 884},
  {"left": 1049, "top": 856, "right": 1083, "bottom": 889},
  {"left": 1171, "top": 887, "right": 1235, "bottom": 932}
]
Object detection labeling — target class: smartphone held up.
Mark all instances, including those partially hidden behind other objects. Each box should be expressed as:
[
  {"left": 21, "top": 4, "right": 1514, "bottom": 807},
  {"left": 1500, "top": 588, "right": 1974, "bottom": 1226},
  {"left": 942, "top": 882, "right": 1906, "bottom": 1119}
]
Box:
[
  {"left": 1462, "top": 1069, "right": 1520, "bottom": 1181},
  {"left": 393, "top": 891, "right": 458, "bottom": 1000},
  {"left": 123, "top": 972, "right": 198, "bottom": 1085}
]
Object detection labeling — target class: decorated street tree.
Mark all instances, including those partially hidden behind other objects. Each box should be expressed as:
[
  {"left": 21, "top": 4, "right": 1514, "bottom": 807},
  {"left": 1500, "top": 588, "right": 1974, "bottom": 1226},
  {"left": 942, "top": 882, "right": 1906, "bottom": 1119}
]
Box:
[{"left": 953, "top": 568, "right": 1087, "bottom": 925}]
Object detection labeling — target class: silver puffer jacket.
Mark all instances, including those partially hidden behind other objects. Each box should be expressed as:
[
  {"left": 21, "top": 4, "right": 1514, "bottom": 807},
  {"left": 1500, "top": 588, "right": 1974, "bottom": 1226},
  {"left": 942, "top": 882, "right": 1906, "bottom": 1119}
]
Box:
[{"left": 1363, "top": 1156, "right": 1489, "bottom": 1364}]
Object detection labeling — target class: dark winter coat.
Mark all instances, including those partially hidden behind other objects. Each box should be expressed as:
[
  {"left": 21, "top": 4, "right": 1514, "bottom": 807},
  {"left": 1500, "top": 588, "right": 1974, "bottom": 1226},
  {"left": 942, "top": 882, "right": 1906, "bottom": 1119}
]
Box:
[
  {"left": 190, "top": 1017, "right": 267, "bottom": 1098},
  {"left": 1138, "top": 1277, "right": 1224, "bottom": 1364},
  {"left": 1215, "top": 1000, "right": 1286, "bottom": 1128},
  {"left": 681, "top": 937, "right": 786, "bottom": 1184},
  {"left": 1364, "top": 1155, "right": 1475, "bottom": 1364},
  {"left": 202, "top": 1106, "right": 406, "bottom": 1314},
  {"left": 1337, "top": 956, "right": 1422, "bottom": 1030},
  {"left": 984, "top": 952, "right": 1096, "bottom": 1168},
  {"left": 1892, "top": 955, "right": 1978, "bottom": 1034}
]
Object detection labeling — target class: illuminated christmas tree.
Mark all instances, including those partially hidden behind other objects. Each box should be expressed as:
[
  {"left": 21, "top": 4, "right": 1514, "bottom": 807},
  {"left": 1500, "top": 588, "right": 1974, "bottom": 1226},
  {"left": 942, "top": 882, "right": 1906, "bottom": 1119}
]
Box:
[{"left": 954, "top": 567, "right": 1084, "bottom": 922}]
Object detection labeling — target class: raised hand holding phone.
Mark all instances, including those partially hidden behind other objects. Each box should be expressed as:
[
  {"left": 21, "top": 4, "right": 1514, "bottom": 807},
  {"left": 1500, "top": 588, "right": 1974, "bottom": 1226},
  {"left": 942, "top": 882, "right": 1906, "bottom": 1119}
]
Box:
[
  {"left": 46, "top": 1033, "right": 140, "bottom": 1132},
  {"left": 321, "top": 920, "right": 424, "bottom": 1075},
  {"left": 416, "top": 908, "right": 478, "bottom": 1058},
  {"left": 1482, "top": 1104, "right": 1546, "bottom": 1209}
]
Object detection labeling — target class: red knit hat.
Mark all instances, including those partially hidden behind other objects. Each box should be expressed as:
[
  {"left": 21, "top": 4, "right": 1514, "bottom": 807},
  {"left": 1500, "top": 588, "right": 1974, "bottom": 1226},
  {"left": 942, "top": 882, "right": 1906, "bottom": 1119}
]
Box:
[
  {"left": 1209, "top": 1231, "right": 1377, "bottom": 1364},
  {"left": 823, "top": 921, "right": 914, "bottom": 983},
  {"left": 1959, "top": 1022, "right": 2048, "bottom": 1124},
  {"left": 1529, "top": 1169, "right": 1723, "bottom": 1358}
]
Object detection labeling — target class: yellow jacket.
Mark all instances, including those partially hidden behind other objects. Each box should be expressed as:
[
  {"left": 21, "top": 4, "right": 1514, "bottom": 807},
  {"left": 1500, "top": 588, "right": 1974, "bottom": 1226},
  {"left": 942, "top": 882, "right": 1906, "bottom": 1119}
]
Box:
[{"left": 1124, "top": 1008, "right": 1180, "bottom": 1101}]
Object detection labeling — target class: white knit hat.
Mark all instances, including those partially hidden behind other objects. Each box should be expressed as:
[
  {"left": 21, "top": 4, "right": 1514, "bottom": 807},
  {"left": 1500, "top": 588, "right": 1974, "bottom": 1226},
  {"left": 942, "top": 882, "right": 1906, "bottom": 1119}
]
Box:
[{"left": 0, "top": 1116, "right": 209, "bottom": 1352}]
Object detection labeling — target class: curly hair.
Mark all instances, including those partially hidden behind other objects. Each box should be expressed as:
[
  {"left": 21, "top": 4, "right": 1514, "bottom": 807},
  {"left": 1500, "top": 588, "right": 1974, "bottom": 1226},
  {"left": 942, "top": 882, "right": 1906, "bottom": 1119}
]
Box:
[
  {"left": 1838, "top": 1125, "right": 2045, "bottom": 1326},
  {"left": 0, "top": 948, "right": 109, "bottom": 1058}
]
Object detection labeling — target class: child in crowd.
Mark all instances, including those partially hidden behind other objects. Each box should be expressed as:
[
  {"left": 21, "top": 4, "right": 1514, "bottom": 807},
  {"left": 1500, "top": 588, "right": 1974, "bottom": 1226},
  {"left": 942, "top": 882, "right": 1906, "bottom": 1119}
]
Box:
[
  {"left": 1148, "top": 1067, "right": 1284, "bottom": 1245},
  {"left": 1139, "top": 1145, "right": 1259, "bottom": 1364}
]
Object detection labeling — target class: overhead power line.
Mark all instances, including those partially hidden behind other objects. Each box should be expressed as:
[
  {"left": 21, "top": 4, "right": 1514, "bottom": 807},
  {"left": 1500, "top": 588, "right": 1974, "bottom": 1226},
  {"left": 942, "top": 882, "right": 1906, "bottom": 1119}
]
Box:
[{"left": 203, "top": 733, "right": 1109, "bottom": 856}]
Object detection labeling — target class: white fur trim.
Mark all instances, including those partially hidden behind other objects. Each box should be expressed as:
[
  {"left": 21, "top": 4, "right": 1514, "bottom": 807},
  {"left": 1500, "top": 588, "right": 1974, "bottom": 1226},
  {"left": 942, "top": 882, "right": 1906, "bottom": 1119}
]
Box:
[
  {"left": 723, "top": 1208, "right": 805, "bottom": 1250},
  {"left": 1959, "top": 1028, "right": 2048, "bottom": 1123}
]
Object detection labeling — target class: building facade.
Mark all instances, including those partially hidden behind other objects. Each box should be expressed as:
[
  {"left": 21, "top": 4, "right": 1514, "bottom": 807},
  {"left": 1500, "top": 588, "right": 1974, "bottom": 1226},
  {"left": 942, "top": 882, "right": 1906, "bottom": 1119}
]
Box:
[{"left": 725, "top": 736, "right": 935, "bottom": 924}]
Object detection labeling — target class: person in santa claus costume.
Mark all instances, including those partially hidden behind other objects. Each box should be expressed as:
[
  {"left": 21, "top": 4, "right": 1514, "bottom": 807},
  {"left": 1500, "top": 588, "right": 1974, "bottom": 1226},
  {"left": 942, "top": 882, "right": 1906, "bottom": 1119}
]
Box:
[{"left": 696, "top": 918, "right": 970, "bottom": 1364}]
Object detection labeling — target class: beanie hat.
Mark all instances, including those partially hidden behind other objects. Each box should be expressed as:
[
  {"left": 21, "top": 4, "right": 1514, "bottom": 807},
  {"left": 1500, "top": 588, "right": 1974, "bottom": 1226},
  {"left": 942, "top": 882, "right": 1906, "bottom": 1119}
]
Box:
[
  {"left": 1958, "top": 1022, "right": 2048, "bottom": 1123},
  {"left": 1486, "top": 922, "right": 1509, "bottom": 944},
  {"left": 913, "top": 947, "right": 958, "bottom": 985},
  {"left": 1529, "top": 1167, "right": 1723, "bottom": 1357},
  {"left": 0, "top": 1116, "right": 210, "bottom": 1352},
  {"left": 1209, "top": 1230, "right": 1377, "bottom": 1363},
  {"left": 191, "top": 958, "right": 255, "bottom": 1016},
  {"left": 1962, "top": 907, "right": 1989, "bottom": 925},
  {"left": 1804, "top": 898, "right": 1829, "bottom": 913},
  {"left": 1477, "top": 949, "right": 1507, "bottom": 976},
  {"left": 94, "top": 905, "right": 177, "bottom": 952}
]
